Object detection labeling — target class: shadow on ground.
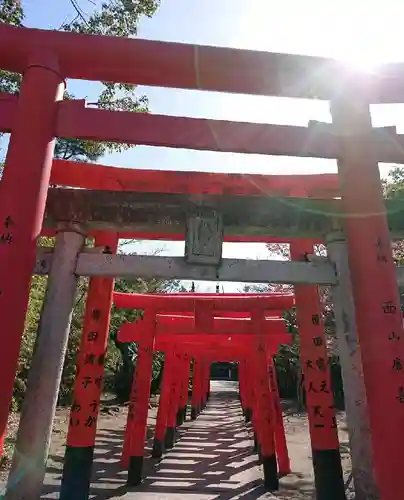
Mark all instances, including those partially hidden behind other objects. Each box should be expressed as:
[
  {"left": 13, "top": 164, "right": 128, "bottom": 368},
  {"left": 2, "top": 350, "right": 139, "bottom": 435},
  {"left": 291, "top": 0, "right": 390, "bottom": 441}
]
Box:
[{"left": 39, "top": 382, "right": 317, "bottom": 499}]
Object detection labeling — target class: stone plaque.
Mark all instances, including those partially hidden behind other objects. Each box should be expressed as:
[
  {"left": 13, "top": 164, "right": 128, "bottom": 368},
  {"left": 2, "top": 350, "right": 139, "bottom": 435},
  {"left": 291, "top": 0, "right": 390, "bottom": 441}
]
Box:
[{"left": 185, "top": 207, "right": 223, "bottom": 266}]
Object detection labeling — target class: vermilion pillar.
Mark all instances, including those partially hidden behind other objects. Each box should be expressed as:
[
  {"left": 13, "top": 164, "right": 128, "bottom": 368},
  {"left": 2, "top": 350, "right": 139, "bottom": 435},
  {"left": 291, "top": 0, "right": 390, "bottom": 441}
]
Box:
[
  {"left": 0, "top": 50, "right": 64, "bottom": 454},
  {"left": 191, "top": 358, "right": 201, "bottom": 419},
  {"left": 240, "top": 359, "right": 253, "bottom": 423},
  {"left": 238, "top": 360, "right": 247, "bottom": 415},
  {"left": 268, "top": 356, "right": 291, "bottom": 476},
  {"left": 165, "top": 349, "right": 183, "bottom": 449},
  {"left": 291, "top": 241, "right": 345, "bottom": 500},
  {"left": 125, "top": 310, "right": 156, "bottom": 486},
  {"left": 152, "top": 349, "right": 175, "bottom": 458},
  {"left": 60, "top": 232, "right": 118, "bottom": 500},
  {"left": 177, "top": 353, "right": 190, "bottom": 425},
  {"left": 246, "top": 356, "right": 260, "bottom": 452},
  {"left": 250, "top": 309, "right": 279, "bottom": 491},
  {"left": 331, "top": 94, "right": 404, "bottom": 500}
]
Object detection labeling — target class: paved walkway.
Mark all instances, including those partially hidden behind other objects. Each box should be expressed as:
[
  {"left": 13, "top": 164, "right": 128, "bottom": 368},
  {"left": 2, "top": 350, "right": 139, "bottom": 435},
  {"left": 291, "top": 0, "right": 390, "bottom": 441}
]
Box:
[
  {"left": 39, "top": 381, "right": 316, "bottom": 499},
  {"left": 121, "top": 382, "right": 268, "bottom": 499}
]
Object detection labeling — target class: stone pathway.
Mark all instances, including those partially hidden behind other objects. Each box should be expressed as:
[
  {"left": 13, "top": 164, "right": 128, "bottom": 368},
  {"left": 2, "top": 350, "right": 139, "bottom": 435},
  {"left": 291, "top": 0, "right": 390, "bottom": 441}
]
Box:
[
  {"left": 37, "top": 380, "right": 320, "bottom": 499},
  {"left": 122, "top": 387, "right": 268, "bottom": 499}
]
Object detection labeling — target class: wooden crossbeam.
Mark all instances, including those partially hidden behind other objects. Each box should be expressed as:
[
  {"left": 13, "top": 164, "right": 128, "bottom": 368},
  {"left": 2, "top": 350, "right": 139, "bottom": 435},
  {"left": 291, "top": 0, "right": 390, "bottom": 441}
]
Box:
[{"left": 43, "top": 188, "right": 404, "bottom": 239}]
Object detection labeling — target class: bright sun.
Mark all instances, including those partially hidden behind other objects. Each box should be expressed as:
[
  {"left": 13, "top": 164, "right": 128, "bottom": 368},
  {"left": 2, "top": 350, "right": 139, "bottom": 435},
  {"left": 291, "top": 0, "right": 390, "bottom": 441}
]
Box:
[
  {"left": 250, "top": 1, "right": 404, "bottom": 72},
  {"left": 319, "top": 2, "right": 402, "bottom": 71}
]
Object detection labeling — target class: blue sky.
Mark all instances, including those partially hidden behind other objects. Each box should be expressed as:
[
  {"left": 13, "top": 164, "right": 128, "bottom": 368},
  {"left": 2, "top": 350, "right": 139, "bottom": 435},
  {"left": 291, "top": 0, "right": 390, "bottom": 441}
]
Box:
[{"left": 16, "top": 0, "right": 404, "bottom": 290}]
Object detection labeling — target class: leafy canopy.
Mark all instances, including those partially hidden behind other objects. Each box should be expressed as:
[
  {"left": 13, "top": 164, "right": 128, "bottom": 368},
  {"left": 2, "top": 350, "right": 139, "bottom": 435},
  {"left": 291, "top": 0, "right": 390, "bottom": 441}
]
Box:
[{"left": 0, "top": 0, "right": 160, "bottom": 162}]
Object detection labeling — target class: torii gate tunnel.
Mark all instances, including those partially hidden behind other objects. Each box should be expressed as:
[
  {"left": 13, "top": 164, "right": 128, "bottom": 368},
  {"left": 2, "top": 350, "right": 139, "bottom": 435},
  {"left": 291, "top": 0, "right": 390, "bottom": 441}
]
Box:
[{"left": 1, "top": 18, "right": 404, "bottom": 500}]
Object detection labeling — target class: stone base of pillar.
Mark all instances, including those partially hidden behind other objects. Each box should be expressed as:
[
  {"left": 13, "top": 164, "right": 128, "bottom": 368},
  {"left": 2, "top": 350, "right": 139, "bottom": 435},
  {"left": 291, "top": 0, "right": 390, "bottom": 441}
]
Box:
[
  {"left": 176, "top": 409, "right": 184, "bottom": 426},
  {"left": 262, "top": 455, "right": 279, "bottom": 491},
  {"left": 181, "top": 406, "right": 187, "bottom": 422},
  {"left": 257, "top": 445, "right": 263, "bottom": 464},
  {"left": 151, "top": 439, "right": 164, "bottom": 459},
  {"left": 164, "top": 427, "right": 175, "bottom": 449},
  {"left": 127, "top": 455, "right": 144, "bottom": 486},
  {"left": 191, "top": 406, "right": 197, "bottom": 420},
  {"left": 60, "top": 445, "right": 94, "bottom": 500},
  {"left": 244, "top": 407, "right": 252, "bottom": 423},
  {"left": 312, "top": 448, "right": 346, "bottom": 500},
  {"left": 253, "top": 432, "right": 259, "bottom": 453}
]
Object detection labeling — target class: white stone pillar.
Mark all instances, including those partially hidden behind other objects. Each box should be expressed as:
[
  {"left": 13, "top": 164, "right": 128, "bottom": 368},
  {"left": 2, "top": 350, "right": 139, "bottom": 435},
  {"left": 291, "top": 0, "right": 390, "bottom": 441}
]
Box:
[
  {"left": 5, "top": 225, "right": 85, "bottom": 500},
  {"left": 326, "top": 229, "right": 379, "bottom": 500}
]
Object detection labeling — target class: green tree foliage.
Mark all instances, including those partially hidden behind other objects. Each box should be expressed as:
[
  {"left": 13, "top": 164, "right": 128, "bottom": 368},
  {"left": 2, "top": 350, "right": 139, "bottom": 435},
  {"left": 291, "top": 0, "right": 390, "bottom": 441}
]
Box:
[
  {"left": 261, "top": 172, "right": 404, "bottom": 409},
  {"left": 108, "top": 258, "right": 186, "bottom": 403},
  {"left": 15, "top": 240, "right": 186, "bottom": 411},
  {"left": 2, "top": 0, "right": 167, "bottom": 409},
  {"left": 0, "top": 0, "right": 22, "bottom": 27},
  {"left": 0, "top": 0, "right": 159, "bottom": 161}
]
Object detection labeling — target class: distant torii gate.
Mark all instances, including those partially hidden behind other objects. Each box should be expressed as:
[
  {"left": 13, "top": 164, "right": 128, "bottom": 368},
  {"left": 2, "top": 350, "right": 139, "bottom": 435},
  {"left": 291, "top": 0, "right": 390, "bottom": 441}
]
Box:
[
  {"left": 1, "top": 19, "right": 399, "bottom": 500},
  {"left": 117, "top": 312, "right": 291, "bottom": 488},
  {"left": 108, "top": 292, "right": 294, "bottom": 490}
]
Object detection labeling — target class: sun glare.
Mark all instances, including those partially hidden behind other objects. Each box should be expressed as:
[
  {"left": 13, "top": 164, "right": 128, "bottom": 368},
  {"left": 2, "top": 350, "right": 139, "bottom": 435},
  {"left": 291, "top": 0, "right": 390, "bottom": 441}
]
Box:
[
  {"left": 249, "top": 1, "right": 404, "bottom": 72},
  {"left": 319, "top": 2, "right": 402, "bottom": 71}
]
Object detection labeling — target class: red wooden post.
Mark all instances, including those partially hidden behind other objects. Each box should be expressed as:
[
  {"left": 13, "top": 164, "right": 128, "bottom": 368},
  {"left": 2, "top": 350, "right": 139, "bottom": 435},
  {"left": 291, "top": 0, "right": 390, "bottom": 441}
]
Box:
[
  {"left": 331, "top": 95, "right": 404, "bottom": 500},
  {"left": 268, "top": 356, "right": 291, "bottom": 476},
  {"left": 191, "top": 358, "right": 201, "bottom": 419},
  {"left": 241, "top": 359, "right": 253, "bottom": 423},
  {"left": 121, "top": 372, "right": 136, "bottom": 467},
  {"left": 177, "top": 353, "right": 190, "bottom": 425},
  {"left": 250, "top": 309, "right": 279, "bottom": 491},
  {"left": 152, "top": 349, "right": 175, "bottom": 458},
  {"left": 165, "top": 349, "right": 183, "bottom": 449},
  {"left": 201, "top": 360, "right": 209, "bottom": 409},
  {"left": 60, "top": 232, "right": 118, "bottom": 500},
  {"left": 0, "top": 50, "right": 64, "bottom": 454},
  {"left": 238, "top": 359, "right": 247, "bottom": 415},
  {"left": 125, "top": 310, "right": 156, "bottom": 486},
  {"left": 246, "top": 356, "right": 259, "bottom": 450},
  {"left": 290, "top": 241, "right": 345, "bottom": 500}
]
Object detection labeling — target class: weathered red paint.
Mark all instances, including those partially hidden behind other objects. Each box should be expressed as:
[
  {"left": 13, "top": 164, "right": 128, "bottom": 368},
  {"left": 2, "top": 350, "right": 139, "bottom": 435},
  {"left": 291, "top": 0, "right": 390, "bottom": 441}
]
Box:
[
  {"left": 113, "top": 292, "right": 294, "bottom": 312},
  {"left": 1, "top": 23, "right": 402, "bottom": 104},
  {"left": 191, "top": 359, "right": 202, "bottom": 415},
  {"left": 249, "top": 310, "right": 277, "bottom": 460},
  {"left": 290, "top": 241, "right": 340, "bottom": 451},
  {"left": 165, "top": 349, "right": 184, "bottom": 436},
  {"left": 268, "top": 356, "right": 291, "bottom": 475},
  {"left": 121, "top": 311, "right": 156, "bottom": 469},
  {"left": 331, "top": 97, "right": 404, "bottom": 500},
  {"left": 67, "top": 232, "right": 118, "bottom": 447},
  {"left": 0, "top": 51, "right": 64, "bottom": 454},
  {"left": 118, "top": 319, "right": 287, "bottom": 341},
  {"left": 178, "top": 353, "right": 191, "bottom": 421},
  {"left": 154, "top": 350, "right": 175, "bottom": 443},
  {"left": 46, "top": 158, "right": 340, "bottom": 198}
]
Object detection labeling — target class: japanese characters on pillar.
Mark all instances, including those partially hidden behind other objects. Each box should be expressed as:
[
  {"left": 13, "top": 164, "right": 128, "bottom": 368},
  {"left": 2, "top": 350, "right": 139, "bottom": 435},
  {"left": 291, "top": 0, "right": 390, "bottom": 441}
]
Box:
[
  {"left": 330, "top": 92, "right": 404, "bottom": 500},
  {"left": 66, "top": 234, "right": 118, "bottom": 447},
  {"left": 291, "top": 240, "right": 345, "bottom": 500},
  {"left": 268, "top": 356, "right": 290, "bottom": 475},
  {"left": 126, "top": 309, "right": 156, "bottom": 485},
  {"left": 165, "top": 347, "right": 183, "bottom": 448},
  {"left": 290, "top": 242, "right": 339, "bottom": 448},
  {"left": 0, "top": 51, "right": 64, "bottom": 454},
  {"left": 250, "top": 305, "right": 279, "bottom": 491},
  {"left": 152, "top": 349, "right": 175, "bottom": 457},
  {"left": 0, "top": 216, "right": 14, "bottom": 245},
  {"left": 191, "top": 358, "right": 201, "bottom": 419}
]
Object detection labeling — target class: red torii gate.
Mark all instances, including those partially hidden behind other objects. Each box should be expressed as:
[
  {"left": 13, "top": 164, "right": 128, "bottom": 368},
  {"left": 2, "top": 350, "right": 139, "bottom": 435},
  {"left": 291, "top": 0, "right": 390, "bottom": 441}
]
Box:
[
  {"left": 117, "top": 312, "right": 292, "bottom": 484},
  {"left": 0, "top": 18, "right": 401, "bottom": 500},
  {"left": 109, "top": 292, "right": 293, "bottom": 490}
]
